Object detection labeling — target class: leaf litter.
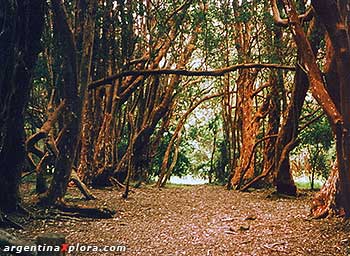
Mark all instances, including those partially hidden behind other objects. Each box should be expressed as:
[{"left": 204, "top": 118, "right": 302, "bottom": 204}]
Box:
[{"left": 8, "top": 184, "right": 350, "bottom": 255}]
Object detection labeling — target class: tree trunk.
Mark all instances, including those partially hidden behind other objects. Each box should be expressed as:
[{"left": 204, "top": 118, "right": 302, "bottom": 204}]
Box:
[
  {"left": 269, "top": 8, "right": 324, "bottom": 195},
  {"left": 307, "top": 0, "right": 350, "bottom": 217},
  {"left": 273, "top": 64, "right": 307, "bottom": 196},
  {"left": 281, "top": 0, "right": 350, "bottom": 216},
  {"left": 77, "top": 90, "right": 94, "bottom": 183},
  {"left": 0, "top": 0, "right": 45, "bottom": 212},
  {"left": 209, "top": 130, "right": 217, "bottom": 184},
  {"left": 231, "top": 70, "right": 260, "bottom": 188},
  {"left": 161, "top": 129, "right": 183, "bottom": 187},
  {"left": 261, "top": 75, "right": 281, "bottom": 186},
  {"left": 260, "top": 22, "right": 285, "bottom": 187},
  {"left": 39, "top": 0, "right": 97, "bottom": 205},
  {"left": 311, "top": 166, "right": 342, "bottom": 218}
]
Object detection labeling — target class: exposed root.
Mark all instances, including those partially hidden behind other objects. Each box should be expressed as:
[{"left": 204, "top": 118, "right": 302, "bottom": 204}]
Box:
[{"left": 310, "top": 166, "right": 344, "bottom": 218}]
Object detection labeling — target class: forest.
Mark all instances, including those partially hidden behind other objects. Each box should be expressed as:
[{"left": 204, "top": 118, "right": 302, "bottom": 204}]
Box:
[{"left": 1, "top": 0, "right": 350, "bottom": 255}]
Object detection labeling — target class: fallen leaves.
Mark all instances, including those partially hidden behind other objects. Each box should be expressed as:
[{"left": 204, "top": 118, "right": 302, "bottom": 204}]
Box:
[{"left": 8, "top": 185, "right": 350, "bottom": 255}]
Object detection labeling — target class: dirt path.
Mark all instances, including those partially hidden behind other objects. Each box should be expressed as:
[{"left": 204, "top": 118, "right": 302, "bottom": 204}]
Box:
[{"left": 10, "top": 185, "right": 350, "bottom": 255}]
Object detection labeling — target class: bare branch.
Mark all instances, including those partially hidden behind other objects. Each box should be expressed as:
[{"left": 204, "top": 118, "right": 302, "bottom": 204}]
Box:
[
  {"left": 271, "top": 0, "right": 313, "bottom": 27},
  {"left": 271, "top": 0, "right": 289, "bottom": 27},
  {"left": 26, "top": 100, "right": 66, "bottom": 156},
  {"left": 88, "top": 63, "right": 295, "bottom": 90}
]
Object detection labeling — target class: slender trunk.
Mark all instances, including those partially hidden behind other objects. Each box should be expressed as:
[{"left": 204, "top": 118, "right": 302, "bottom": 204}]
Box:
[
  {"left": 273, "top": 63, "right": 307, "bottom": 195},
  {"left": 161, "top": 129, "right": 183, "bottom": 187},
  {"left": 77, "top": 91, "right": 94, "bottom": 183},
  {"left": 157, "top": 93, "right": 222, "bottom": 187},
  {"left": 311, "top": 168, "right": 315, "bottom": 191},
  {"left": 209, "top": 131, "right": 217, "bottom": 184}
]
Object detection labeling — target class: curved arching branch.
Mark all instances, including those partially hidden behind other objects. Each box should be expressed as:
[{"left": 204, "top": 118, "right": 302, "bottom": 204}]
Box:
[{"left": 88, "top": 63, "right": 296, "bottom": 90}]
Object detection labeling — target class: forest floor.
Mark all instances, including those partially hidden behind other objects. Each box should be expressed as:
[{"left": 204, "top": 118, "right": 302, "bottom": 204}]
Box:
[{"left": 6, "top": 183, "right": 350, "bottom": 255}]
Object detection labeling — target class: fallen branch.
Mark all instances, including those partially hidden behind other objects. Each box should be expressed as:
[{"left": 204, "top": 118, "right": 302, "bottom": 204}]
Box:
[
  {"left": 55, "top": 202, "right": 115, "bottom": 219},
  {"left": 240, "top": 137, "right": 299, "bottom": 192},
  {"left": 70, "top": 170, "right": 96, "bottom": 200},
  {"left": 109, "top": 177, "right": 125, "bottom": 189},
  {"left": 240, "top": 164, "right": 274, "bottom": 192}
]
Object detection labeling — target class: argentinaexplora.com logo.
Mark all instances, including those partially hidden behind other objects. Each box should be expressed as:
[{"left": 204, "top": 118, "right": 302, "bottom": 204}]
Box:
[{"left": 2, "top": 243, "right": 127, "bottom": 254}]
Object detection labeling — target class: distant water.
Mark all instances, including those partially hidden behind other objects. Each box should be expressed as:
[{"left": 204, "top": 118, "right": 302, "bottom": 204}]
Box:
[{"left": 169, "top": 175, "right": 208, "bottom": 185}]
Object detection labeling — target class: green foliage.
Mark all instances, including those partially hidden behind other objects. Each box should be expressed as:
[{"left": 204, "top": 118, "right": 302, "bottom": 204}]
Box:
[
  {"left": 294, "top": 111, "right": 334, "bottom": 184},
  {"left": 299, "top": 115, "right": 333, "bottom": 150},
  {"left": 24, "top": 0, "right": 330, "bottom": 191},
  {"left": 308, "top": 147, "right": 331, "bottom": 180},
  {"left": 150, "top": 131, "right": 191, "bottom": 179},
  {"left": 295, "top": 180, "right": 323, "bottom": 190},
  {"left": 211, "top": 139, "right": 229, "bottom": 184}
]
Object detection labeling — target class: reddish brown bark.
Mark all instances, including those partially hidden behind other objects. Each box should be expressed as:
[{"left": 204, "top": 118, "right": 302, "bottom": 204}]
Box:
[
  {"left": 310, "top": 0, "right": 350, "bottom": 217},
  {"left": 231, "top": 70, "right": 260, "bottom": 188},
  {"left": 281, "top": 0, "right": 350, "bottom": 216},
  {"left": 77, "top": 91, "right": 94, "bottom": 182},
  {"left": 39, "top": 0, "right": 98, "bottom": 205},
  {"left": 311, "top": 166, "right": 343, "bottom": 218},
  {"left": 269, "top": 1, "right": 324, "bottom": 196},
  {"left": 280, "top": 0, "right": 341, "bottom": 123}
]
